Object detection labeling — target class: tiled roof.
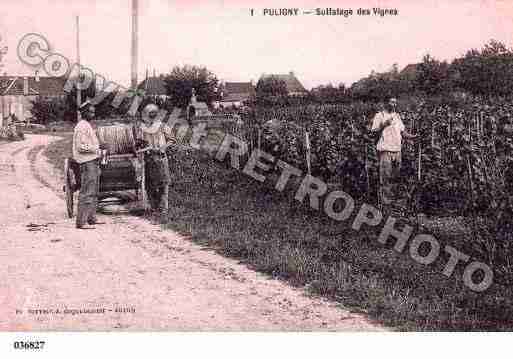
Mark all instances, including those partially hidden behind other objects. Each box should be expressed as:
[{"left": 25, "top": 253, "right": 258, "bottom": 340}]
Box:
[
  {"left": 0, "top": 76, "right": 66, "bottom": 96},
  {"left": 221, "top": 93, "right": 250, "bottom": 102},
  {"left": 400, "top": 64, "right": 419, "bottom": 78},
  {"left": 260, "top": 72, "right": 307, "bottom": 94},
  {"left": 224, "top": 82, "right": 254, "bottom": 95},
  {"left": 138, "top": 76, "right": 168, "bottom": 96}
]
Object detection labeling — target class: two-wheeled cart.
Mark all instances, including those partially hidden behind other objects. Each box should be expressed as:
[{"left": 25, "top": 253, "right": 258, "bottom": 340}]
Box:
[{"left": 63, "top": 124, "right": 149, "bottom": 218}]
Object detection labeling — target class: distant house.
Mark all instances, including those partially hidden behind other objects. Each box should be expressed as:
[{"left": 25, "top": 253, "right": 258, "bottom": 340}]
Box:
[
  {"left": 400, "top": 63, "right": 420, "bottom": 81},
  {"left": 259, "top": 71, "right": 308, "bottom": 96},
  {"left": 0, "top": 73, "right": 66, "bottom": 125},
  {"left": 218, "top": 81, "right": 255, "bottom": 108},
  {"left": 137, "top": 74, "right": 169, "bottom": 99},
  {"left": 187, "top": 88, "right": 212, "bottom": 117}
]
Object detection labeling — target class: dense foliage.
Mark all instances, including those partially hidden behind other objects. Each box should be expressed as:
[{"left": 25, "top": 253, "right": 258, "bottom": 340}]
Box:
[
  {"left": 231, "top": 96, "right": 513, "bottom": 288},
  {"left": 347, "top": 40, "right": 513, "bottom": 101},
  {"left": 163, "top": 65, "right": 219, "bottom": 108},
  {"left": 255, "top": 76, "right": 288, "bottom": 105},
  {"left": 240, "top": 96, "right": 513, "bottom": 217},
  {"left": 30, "top": 96, "right": 74, "bottom": 124}
]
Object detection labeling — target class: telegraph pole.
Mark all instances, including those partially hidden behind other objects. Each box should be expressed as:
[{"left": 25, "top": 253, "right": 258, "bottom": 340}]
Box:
[
  {"left": 76, "top": 15, "right": 81, "bottom": 120},
  {"left": 131, "top": 0, "right": 138, "bottom": 89}
]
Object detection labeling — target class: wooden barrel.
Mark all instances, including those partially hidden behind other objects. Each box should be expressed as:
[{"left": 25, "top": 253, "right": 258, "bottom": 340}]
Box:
[{"left": 96, "top": 124, "right": 136, "bottom": 155}]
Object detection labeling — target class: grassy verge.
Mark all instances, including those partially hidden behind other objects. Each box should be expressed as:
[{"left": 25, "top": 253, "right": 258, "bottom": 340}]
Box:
[
  {"left": 43, "top": 134, "right": 73, "bottom": 172},
  {"left": 44, "top": 133, "right": 513, "bottom": 331}
]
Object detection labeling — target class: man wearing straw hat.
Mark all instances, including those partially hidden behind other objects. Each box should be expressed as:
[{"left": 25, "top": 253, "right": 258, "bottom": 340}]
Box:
[
  {"left": 371, "top": 98, "right": 417, "bottom": 212},
  {"left": 72, "top": 101, "right": 106, "bottom": 229},
  {"left": 136, "top": 103, "right": 176, "bottom": 225}
]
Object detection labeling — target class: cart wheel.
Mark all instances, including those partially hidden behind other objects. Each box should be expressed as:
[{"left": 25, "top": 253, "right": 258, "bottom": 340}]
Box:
[{"left": 64, "top": 158, "right": 74, "bottom": 218}]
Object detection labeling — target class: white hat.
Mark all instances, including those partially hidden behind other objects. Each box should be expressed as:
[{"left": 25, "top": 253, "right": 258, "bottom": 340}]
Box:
[
  {"left": 143, "top": 103, "right": 159, "bottom": 114},
  {"left": 140, "top": 103, "right": 162, "bottom": 134}
]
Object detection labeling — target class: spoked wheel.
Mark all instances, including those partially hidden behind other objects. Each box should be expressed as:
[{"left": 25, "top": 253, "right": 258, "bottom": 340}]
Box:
[{"left": 64, "top": 158, "right": 75, "bottom": 218}]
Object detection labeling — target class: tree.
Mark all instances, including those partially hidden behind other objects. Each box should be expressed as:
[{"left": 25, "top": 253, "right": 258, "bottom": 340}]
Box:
[
  {"left": 451, "top": 39, "right": 513, "bottom": 96},
  {"left": 93, "top": 89, "right": 128, "bottom": 119},
  {"left": 415, "top": 54, "right": 452, "bottom": 95},
  {"left": 310, "top": 83, "right": 348, "bottom": 103},
  {"left": 65, "top": 74, "right": 97, "bottom": 115},
  {"left": 255, "top": 76, "right": 288, "bottom": 105},
  {"left": 163, "top": 65, "right": 219, "bottom": 109},
  {"left": 349, "top": 64, "right": 410, "bottom": 102},
  {"left": 30, "top": 96, "right": 74, "bottom": 124},
  {"left": 256, "top": 76, "right": 288, "bottom": 97}
]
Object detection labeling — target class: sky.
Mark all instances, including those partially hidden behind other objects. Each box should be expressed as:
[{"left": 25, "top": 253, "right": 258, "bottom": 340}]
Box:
[{"left": 0, "top": 0, "right": 512, "bottom": 90}]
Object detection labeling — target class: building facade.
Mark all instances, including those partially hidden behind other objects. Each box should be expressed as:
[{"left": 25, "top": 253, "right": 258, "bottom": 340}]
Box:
[
  {"left": 137, "top": 74, "right": 169, "bottom": 100},
  {"left": 217, "top": 81, "right": 255, "bottom": 108},
  {"left": 0, "top": 74, "right": 66, "bottom": 125}
]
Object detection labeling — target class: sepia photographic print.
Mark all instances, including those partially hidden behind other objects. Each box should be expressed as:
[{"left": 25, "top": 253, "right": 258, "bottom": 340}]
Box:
[{"left": 1, "top": 0, "right": 513, "bottom": 356}]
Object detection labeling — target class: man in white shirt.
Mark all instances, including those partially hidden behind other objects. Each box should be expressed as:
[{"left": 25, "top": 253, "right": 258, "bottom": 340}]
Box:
[
  {"left": 371, "top": 98, "right": 417, "bottom": 210},
  {"left": 72, "top": 102, "right": 105, "bottom": 229}
]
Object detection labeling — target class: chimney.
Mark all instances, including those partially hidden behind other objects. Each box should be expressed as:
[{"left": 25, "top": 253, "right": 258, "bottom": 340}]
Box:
[
  {"left": 35, "top": 70, "right": 40, "bottom": 82},
  {"left": 23, "top": 77, "right": 29, "bottom": 95}
]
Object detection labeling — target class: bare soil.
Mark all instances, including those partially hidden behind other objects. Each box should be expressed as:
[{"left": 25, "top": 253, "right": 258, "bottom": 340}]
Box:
[{"left": 0, "top": 134, "right": 383, "bottom": 331}]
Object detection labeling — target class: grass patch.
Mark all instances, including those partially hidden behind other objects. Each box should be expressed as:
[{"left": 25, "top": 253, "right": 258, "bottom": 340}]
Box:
[
  {"left": 164, "top": 146, "right": 513, "bottom": 331},
  {"left": 43, "top": 134, "right": 73, "bottom": 173},
  {"left": 44, "top": 133, "right": 513, "bottom": 331}
]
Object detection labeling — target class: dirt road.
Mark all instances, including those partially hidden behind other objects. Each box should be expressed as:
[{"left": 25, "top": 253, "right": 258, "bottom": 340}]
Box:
[{"left": 0, "top": 134, "right": 383, "bottom": 331}]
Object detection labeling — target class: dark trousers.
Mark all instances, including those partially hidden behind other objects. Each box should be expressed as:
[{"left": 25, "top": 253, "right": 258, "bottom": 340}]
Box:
[
  {"left": 76, "top": 159, "right": 100, "bottom": 226},
  {"left": 147, "top": 185, "right": 169, "bottom": 218},
  {"left": 145, "top": 153, "right": 170, "bottom": 221}
]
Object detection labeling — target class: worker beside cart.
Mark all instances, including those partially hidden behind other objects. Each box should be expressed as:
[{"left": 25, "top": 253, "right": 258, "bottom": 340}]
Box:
[
  {"left": 135, "top": 103, "right": 177, "bottom": 225},
  {"left": 72, "top": 101, "right": 107, "bottom": 229}
]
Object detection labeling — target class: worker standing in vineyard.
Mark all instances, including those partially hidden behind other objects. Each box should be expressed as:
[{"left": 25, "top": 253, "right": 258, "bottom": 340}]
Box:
[
  {"left": 371, "top": 98, "right": 417, "bottom": 212},
  {"left": 135, "top": 103, "right": 177, "bottom": 225},
  {"left": 72, "top": 102, "right": 106, "bottom": 229}
]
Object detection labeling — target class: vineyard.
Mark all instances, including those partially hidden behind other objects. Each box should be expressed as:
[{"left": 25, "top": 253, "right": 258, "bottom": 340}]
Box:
[
  {"left": 229, "top": 97, "right": 513, "bottom": 281},
  {"left": 239, "top": 97, "right": 513, "bottom": 213},
  {"left": 42, "top": 95, "right": 513, "bottom": 330}
]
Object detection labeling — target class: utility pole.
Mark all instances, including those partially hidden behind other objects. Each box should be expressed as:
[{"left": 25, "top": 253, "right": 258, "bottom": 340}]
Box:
[
  {"left": 0, "top": 37, "right": 5, "bottom": 126},
  {"left": 0, "top": 84, "right": 4, "bottom": 126},
  {"left": 131, "top": 0, "right": 138, "bottom": 90},
  {"left": 0, "top": 97, "right": 4, "bottom": 127},
  {"left": 76, "top": 15, "right": 81, "bottom": 121}
]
